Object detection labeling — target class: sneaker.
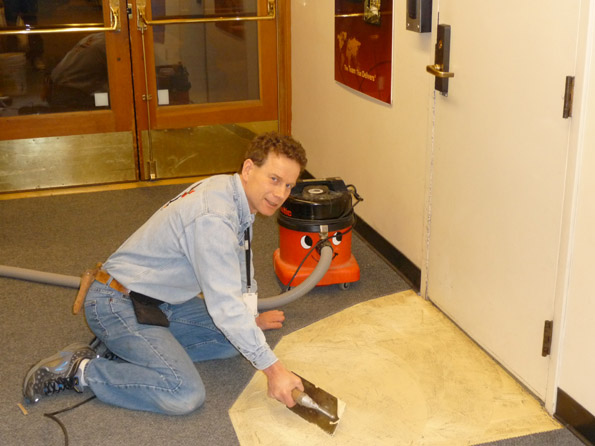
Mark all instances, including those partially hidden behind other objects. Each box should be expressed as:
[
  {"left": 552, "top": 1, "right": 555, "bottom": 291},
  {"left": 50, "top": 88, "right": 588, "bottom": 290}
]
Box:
[
  {"left": 89, "top": 336, "right": 119, "bottom": 360},
  {"left": 23, "top": 342, "right": 98, "bottom": 404}
]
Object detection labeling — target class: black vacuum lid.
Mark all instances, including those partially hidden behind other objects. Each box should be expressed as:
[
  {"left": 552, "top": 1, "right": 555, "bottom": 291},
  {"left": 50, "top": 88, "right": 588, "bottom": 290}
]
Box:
[{"left": 278, "top": 178, "right": 355, "bottom": 231}]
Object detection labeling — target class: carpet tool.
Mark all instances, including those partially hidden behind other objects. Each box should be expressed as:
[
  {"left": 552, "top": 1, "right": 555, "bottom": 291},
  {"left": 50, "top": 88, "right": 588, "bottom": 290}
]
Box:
[{"left": 288, "top": 375, "right": 345, "bottom": 435}]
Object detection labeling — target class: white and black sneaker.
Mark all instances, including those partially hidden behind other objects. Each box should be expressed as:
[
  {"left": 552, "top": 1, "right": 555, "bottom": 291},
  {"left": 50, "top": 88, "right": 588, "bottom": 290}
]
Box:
[{"left": 23, "top": 342, "right": 97, "bottom": 404}]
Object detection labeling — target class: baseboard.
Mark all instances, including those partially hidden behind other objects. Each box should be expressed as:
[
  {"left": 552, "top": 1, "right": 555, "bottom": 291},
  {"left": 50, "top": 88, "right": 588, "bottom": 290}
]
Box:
[
  {"left": 352, "top": 215, "right": 421, "bottom": 292},
  {"left": 555, "top": 388, "right": 595, "bottom": 445}
]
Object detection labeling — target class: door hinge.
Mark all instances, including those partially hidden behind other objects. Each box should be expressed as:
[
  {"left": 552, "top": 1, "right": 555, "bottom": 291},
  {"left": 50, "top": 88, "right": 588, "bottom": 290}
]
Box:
[
  {"left": 542, "top": 320, "right": 553, "bottom": 357},
  {"left": 563, "top": 76, "right": 575, "bottom": 119}
]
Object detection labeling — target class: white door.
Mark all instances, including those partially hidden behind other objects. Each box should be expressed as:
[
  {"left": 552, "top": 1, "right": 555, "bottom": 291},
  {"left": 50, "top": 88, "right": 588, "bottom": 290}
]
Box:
[{"left": 425, "top": 0, "right": 582, "bottom": 398}]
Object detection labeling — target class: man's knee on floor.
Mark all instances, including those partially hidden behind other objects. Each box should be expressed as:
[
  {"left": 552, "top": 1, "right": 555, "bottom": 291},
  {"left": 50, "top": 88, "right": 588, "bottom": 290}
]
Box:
[{"left": 157, "top": 379, "right": 206, "bottom": 415}]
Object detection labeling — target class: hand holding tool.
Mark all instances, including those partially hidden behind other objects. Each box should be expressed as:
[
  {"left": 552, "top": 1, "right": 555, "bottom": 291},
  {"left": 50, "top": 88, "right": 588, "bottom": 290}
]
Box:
[
  {"left": 292, "top": 389, "right": 337, "bottom": 421},
  {"left": 287, "top": 375, "right": 343, "bottom": 435}
]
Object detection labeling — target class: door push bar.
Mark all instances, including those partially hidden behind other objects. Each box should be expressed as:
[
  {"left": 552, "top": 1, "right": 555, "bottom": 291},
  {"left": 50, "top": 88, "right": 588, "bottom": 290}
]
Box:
[
  {"left": 0, "top": 0, "right": 120, "bottom": 35},
  {"left": 136, "top": 0, "right": 275, "bottom": 29}
]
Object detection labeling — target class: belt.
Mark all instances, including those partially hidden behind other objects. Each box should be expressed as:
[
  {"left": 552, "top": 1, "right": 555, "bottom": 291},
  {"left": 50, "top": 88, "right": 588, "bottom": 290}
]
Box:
[{"left": 95, "top": 270, "right": 129, "bottom": 295}]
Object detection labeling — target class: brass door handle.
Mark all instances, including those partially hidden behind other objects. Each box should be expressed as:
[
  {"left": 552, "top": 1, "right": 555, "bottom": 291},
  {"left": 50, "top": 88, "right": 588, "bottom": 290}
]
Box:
[
  {"left": 426, "top": 64, "right": 455, "bottom": 78},
  {"left": 137, "top": 0, "right": 275, "bottom": 28},
  {"left": 0, "top": 0, "right": 120, "bottom": 35}
]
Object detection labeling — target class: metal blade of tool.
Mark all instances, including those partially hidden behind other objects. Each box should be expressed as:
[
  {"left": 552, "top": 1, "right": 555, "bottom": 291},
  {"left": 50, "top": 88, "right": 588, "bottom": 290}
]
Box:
[{"left": 289, "top": 375, "right": 343, "bottom": 435}]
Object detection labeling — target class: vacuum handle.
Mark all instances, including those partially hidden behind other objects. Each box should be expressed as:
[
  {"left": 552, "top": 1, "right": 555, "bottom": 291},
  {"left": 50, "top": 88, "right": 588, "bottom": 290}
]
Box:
[{"left": 346, "top": 184, "right": 364, "bottom": 209}]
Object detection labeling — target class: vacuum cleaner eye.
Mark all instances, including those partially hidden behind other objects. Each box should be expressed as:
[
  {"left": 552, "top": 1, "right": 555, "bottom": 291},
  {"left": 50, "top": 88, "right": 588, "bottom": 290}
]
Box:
[
  {"left": 300, "top": 235, "right": 314, "bottom": 249},
  {"left": 332, "top": 232, "right": 343, "bottom": 246}
]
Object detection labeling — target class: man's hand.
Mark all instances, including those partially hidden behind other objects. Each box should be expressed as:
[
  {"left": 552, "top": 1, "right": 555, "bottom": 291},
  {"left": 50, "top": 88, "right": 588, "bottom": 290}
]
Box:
[
  {"left": 262, "top": 361, "right": 303, "bottom": 407},
  {"left": 256, "top": 310, "right": 285, "bottom": 330}
]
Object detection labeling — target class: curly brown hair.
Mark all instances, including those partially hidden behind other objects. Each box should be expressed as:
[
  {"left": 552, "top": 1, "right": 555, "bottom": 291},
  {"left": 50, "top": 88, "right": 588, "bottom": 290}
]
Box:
[{"left": 240, "top": 132, "right": 308, "bottom": 173}]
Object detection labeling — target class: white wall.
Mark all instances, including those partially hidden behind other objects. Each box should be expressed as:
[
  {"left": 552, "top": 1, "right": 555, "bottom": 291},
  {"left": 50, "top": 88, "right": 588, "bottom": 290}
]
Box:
[
  {"left": 292, "top": 0, "right": 595, "bottom": 418},
  {"left": 291, "top": 1, "right": 433, "bottom": 268}
]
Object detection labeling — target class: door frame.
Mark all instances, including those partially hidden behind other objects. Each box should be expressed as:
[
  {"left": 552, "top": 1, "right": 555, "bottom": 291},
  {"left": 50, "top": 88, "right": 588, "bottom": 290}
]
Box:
[
  {"left": 545, "top": 0, "right": 595, "bottom": 414},
  {"left": 277, "top": 0, "right": 292, "bottom": 135}
]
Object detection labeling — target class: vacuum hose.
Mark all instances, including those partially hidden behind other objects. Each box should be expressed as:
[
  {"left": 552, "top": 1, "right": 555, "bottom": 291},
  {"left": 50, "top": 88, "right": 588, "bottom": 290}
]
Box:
[
  {"left": 0, "top": 264, "right": 81, "bottom": 288},
  {"left": 257, "top": 244, "right": 333, "bottom": 311},
  {"left": 0, "top": 245, "right": 334, "bottom": 310}
]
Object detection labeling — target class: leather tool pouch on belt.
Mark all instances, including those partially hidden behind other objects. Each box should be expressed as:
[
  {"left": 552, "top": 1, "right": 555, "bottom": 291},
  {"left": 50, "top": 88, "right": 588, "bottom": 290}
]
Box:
[{"left": 129, "top": 291, "right": 170, "bottom": 327}]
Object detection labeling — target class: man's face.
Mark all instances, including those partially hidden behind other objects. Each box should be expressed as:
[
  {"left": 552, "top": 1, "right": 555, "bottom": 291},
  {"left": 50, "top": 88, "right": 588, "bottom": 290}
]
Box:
[{"left": 241, "top": 153, "right": 301, "bottom": 216}]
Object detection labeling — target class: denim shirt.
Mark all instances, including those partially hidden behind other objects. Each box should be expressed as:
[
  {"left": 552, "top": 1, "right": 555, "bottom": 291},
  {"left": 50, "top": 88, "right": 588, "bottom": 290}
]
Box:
[{"left": 103, "top": 174, "right": 277, "bottom": 370}]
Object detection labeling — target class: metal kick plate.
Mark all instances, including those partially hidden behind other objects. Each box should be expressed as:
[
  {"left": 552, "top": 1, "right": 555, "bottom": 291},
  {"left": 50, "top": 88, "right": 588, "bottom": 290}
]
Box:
[
  {"left": 0, "top": 132, "right": 137, "bottom": 193},
  {"left": 141, "top": 121, "right": 278, "bottom": 180}
]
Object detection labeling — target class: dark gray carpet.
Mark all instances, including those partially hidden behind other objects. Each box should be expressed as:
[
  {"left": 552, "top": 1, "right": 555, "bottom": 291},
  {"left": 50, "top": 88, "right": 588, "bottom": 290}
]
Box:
[
  {"left": 474, "top": 429, "right": 586, "bottom": 446},
  {"left": 0, "top": 183, "right": 410, "bottom": 446}
]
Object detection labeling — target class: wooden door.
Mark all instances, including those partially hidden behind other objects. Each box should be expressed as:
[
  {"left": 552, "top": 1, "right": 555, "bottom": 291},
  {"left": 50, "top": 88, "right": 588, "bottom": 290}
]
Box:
[{"left": 0, "top": 0, "right": 137, "bottom": 191}]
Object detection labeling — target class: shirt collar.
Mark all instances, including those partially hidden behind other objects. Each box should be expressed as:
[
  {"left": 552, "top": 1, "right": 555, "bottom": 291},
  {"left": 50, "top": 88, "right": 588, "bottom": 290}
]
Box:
[{"left": 232, "top": 173, "right": 255, "bottom": 231}]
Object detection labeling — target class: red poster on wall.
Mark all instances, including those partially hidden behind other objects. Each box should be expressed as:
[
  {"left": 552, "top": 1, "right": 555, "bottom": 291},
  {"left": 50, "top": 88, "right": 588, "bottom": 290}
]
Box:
[{"left": 335, "top": 0, "right": 393, "bottom": 104}]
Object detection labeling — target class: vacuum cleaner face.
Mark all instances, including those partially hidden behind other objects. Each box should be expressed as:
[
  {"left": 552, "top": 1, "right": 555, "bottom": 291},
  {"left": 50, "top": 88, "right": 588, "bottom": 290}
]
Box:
[{"left": 273, "top": 178, "right": 360, "bottom": 288}]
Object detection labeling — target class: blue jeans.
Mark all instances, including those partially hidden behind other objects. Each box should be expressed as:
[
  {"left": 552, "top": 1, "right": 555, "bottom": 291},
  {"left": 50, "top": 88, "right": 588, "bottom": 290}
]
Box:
[{"left": 84, "top": 281, "right": 239, "bottom": 415}]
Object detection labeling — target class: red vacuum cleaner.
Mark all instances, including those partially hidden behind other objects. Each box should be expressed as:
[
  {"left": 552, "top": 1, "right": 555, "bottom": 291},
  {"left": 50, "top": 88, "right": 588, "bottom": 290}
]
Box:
[{"left": 273, "top": 178, "right": 362, "bottom": 290}]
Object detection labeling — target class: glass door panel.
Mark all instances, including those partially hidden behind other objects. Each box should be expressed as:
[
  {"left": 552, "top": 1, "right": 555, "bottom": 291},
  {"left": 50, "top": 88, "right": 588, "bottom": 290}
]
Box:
[
  {"left": 0, "top": 0, "right": 126, "bottom": 119},
  {"left": 132, "top": 0, "right": 278, "bottom": 180},
  {"left": 152, "top": 21, "right": 260, "bottom": 106},
  {"left": 1, "top": 0, "right": 110, "bottom": 115}
]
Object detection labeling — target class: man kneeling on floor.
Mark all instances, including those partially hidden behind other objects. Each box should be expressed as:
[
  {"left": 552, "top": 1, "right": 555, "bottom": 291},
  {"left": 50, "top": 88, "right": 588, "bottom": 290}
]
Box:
[{"left": 23, "top": 132, "right": 307, "bottom": 414}]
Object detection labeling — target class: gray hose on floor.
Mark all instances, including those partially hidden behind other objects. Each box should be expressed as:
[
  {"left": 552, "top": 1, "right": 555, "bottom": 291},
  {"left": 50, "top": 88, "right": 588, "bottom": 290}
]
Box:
[
  {"left": 0, "top": 264, "right": 80, "bottom": 288},
  {"left": 0, "top": 244, "right": 334, "bottom": 310},
  {"left": 257, "top": 244, "right": 334, "bottom": 311}
]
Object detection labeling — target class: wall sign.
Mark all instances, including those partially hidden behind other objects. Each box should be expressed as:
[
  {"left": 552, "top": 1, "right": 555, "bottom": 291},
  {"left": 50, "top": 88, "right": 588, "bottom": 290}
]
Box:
[{"left": 335, "top": 0, "right": 393, "bottom": 104}]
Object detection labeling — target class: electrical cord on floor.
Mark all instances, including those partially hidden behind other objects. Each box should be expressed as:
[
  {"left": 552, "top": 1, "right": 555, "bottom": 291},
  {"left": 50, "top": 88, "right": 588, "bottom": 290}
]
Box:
[{"left": 44, "top": 395, "right": 96, "bottom": 446}]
